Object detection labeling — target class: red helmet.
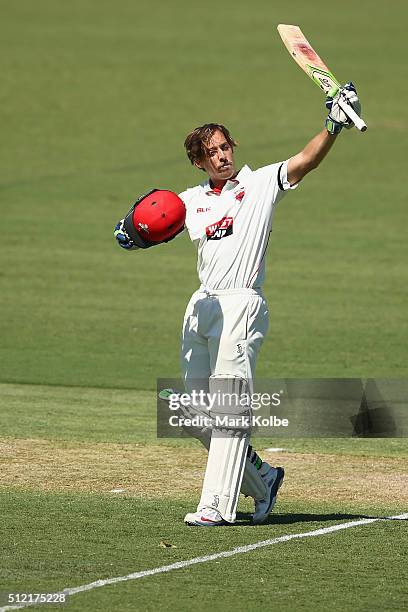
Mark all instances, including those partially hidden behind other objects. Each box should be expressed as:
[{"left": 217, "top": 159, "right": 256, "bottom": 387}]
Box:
[{"left": 124, "top": 189, "right": 186, "bottom": 249}]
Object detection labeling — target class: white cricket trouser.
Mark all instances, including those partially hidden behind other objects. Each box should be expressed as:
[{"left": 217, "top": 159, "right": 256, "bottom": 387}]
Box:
[
  {"left": 181, "top": 287, "right": 269, "bottom": 385},
  {"left": 180, "top": 287, "right": 269, "bottom": 522}
]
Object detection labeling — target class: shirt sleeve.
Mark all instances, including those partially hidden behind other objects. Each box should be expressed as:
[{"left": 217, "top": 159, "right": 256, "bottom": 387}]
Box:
[
  {"left": 277, "top": 159, "right": 299, "bottom": 191},
  {"left": 251, "top": 160, "right": 298, "bottom": 212},
  {"left": 178, "top": 188, "right": 198, "bottom": 241},
  {"left": 178, "top": 189, "right": 189, "bottom": 202}
]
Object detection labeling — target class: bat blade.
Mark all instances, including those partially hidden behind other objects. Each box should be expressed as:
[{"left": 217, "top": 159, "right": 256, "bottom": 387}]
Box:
[
  {"left": 277, "top": 24, "right": 340, "bottom": 95},
  {"left": 277, "top": 24, "right": 367, "bottom": 132}
]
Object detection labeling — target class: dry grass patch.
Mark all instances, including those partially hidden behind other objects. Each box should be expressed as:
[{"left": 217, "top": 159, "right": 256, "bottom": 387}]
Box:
[
  {"left": 1, "top": 438, "right": 407, "bottom": 506},
  {"left": 0, "top": 438, "right": 205, "bottom": 497},
  {"left": 263, "top": 449, "right": 408, "bottom": 506}
]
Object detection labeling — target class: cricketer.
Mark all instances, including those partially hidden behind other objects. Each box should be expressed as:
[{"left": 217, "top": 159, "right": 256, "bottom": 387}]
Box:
[{"left": 114, "top": 83, "right": 362, "bottom": 526}]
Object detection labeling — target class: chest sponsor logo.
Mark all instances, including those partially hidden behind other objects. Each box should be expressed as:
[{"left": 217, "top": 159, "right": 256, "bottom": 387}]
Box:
[{"left": 205, "top": 216, "right": 233, "bottom": 240}]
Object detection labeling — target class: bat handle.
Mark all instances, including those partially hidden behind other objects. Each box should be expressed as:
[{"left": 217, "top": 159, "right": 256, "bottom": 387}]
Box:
[{"left": 338, "top": 97, "right": 367, "bottom": 132}]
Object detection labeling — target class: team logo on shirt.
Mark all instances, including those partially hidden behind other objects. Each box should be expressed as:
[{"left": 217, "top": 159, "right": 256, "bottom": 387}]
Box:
[
  {"left": 235, "top": 189, "right": 245, "bottom": 202},
  {"left": 205, "top": 216, "right": 233, "bottom": 240}
]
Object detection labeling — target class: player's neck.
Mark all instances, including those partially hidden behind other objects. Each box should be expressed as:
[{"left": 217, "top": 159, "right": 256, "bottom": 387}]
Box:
[
  {"left": 209, "top": 172, "right": 238, "bottom": 192},
  {"left": 209, "top": 178, "right": 227, "bottom": 192}
]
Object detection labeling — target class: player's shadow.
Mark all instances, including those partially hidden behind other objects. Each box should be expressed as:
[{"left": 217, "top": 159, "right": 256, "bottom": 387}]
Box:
[{"left": 235, "top": 511, "right": 375, "bottom": 526}]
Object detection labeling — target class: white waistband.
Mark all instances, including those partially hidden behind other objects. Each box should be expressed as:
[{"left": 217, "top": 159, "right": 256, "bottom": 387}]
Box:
[{"left": 198, "top": 286, "right": 263, "bottom": 296}]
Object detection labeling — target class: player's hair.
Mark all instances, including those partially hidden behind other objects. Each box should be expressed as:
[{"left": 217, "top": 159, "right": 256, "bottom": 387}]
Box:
[{"left": 184, "top": 123, "right": 238, "bottom": 169}]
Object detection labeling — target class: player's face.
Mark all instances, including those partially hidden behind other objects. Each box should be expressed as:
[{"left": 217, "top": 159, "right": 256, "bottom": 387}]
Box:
[{"left": 195, "top": 130, "right": 236, "bottom": 184}]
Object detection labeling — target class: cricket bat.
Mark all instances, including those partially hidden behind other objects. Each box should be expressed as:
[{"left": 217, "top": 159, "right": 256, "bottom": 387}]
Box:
[{"left": 277, "top": 24, "right": 367, "bottom": 132}]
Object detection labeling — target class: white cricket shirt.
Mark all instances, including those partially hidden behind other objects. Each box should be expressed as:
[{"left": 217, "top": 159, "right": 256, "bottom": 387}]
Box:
[{"left": 179, "top": 161, "right": 297, "bottom": 290}]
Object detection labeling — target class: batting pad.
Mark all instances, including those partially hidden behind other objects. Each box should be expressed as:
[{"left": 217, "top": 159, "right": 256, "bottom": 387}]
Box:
[
  {"left": 178, "top": 397, "right": 267, "bottom": 500},
  {"left": 198, "top": 431, "right": 249, "bottom": 522},
  {"left": 197, "top": 375, "right": 251, "bottom": 522},
  {"left": 179, "top": 376, "right": 267, "bottom": 504},
  {"left": 241, "top": 458, "right": 268, "bottom": 501}
]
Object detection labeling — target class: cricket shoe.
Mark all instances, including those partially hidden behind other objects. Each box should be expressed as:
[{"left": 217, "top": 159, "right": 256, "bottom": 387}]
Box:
[
  {"left": 252, "top": 464, "right": 285, "bottom": 525},
  {"left": 184, "top": 508, "right": 227, "bottom": 527}
]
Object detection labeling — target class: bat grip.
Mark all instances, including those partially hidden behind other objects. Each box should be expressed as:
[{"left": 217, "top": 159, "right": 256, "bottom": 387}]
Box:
[{"left": 338, "top": 97, "right": 367, "bottom": 132}]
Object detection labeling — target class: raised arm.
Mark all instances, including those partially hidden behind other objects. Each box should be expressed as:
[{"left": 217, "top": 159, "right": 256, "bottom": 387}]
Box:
[
  {"left": 287, "top": 129, "right": 337, "bottom": 186},
  {"left": 287, "top": 82, "right": 361, "bottom": 186}
]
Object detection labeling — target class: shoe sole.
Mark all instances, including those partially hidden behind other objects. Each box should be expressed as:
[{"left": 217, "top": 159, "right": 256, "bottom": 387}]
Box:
[
  {"left": 184, "top": 519, "right": 227, "bottom": 527},
  {"left": 252, "top": 467, "right": 285, "bottom": 525},
  {"left": 184, "top": 512, "right": 228, "bottom": 527}
]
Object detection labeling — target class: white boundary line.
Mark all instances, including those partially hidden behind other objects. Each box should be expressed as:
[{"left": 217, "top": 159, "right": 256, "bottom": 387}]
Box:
[{"left": 1, "top": 513, "right": 407, "bottom": 611}]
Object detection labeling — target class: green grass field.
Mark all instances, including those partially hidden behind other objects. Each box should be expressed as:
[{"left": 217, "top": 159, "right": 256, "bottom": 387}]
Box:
[{"left": 1, "top": 0, "right": 407, "bottom": 610}]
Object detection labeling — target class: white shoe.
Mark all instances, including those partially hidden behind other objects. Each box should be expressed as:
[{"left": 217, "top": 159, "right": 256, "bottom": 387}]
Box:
[
  {"left": 252, "top": 465, "right": 285, "bottom": 524},
  {"left": 184, "top": 508, "right": 227, "bottom": 527}
]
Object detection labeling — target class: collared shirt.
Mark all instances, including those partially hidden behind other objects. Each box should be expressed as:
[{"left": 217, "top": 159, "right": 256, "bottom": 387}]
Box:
[{"left": 178, "top": 160, "right": 297, "bottom": 290}]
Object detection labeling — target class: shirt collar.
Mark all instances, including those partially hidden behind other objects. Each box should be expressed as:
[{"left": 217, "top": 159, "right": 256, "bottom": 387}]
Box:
[{"left": 203, "top": 165, "right": 252, "bottom": 196}]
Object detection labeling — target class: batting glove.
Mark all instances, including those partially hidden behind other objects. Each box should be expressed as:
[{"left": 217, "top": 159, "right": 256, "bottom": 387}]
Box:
[
  {"left": 114, "top": 219, "right": 138, "bottom": 250},
  {"left": 325, "top": 82, "right": 361, "bottom": 134}
]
